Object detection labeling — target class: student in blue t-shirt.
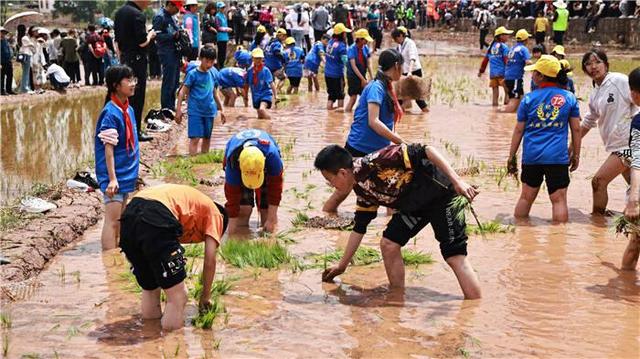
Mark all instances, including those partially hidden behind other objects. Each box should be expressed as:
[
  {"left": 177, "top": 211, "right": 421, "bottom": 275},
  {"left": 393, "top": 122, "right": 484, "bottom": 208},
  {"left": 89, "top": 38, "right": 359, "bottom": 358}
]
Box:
[
  {"left": 283, "top": 37, "right": 305, "bottom": 94},
  {"left": 345, "top": 29, "right": 374, "bottom": 112},
  {"left": 622, "top": 67, "right": 640, "bottom": 270},
  {"left": 265, "top": 28, "right": 288, "bottom": 92},
  {"left": 244, "top": 48, "right": 277, "bottom": 119},
  {"left": 94, "top": 65, "right": 140, "bottom": 250},
  {"left": 304, "top": 34, "right": 329, "bottom": 92},
  {"left": 233, "top": 46, "right": 253, "bottom": 69},
  {"left": 507, "top": 55, "right": 581, "bottom": 222},
  {"left": 176, "top": 46, "right": 226, "bottom": 155},
  {"left": 478, "top": 26, "right": 512, "bottom": 106},
  {"left": 323, "top": 49, "right": 407, "bottom": 213},
  {"left": 324, "top": 23, "right": 350, "bottom": 111},
  {"left": 218, "top": 66, "right": 248, "bottom": 107},
  {"left": 504, "top": 29, "right": 533, "bottom": 113}
]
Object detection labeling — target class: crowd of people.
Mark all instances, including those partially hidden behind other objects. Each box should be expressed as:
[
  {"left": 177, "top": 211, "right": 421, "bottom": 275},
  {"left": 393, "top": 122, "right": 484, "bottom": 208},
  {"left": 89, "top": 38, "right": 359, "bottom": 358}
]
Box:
[{"left": 4, "top": 0, "right": 640, "bottom": 333}]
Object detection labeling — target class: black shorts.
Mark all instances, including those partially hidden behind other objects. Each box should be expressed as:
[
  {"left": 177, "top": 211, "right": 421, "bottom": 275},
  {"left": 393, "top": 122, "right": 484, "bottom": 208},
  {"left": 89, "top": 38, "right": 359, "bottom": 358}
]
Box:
[
  {"left": 325, "top": 76, "right": 345, "bottom": 101},
  {"left": 119, "top": 198, "right": 186, "bottom": 291},
  {"left": 240, "top": 183, "right": 269, "bottom": 209},
  {"left": 505, "top": 79, "right": 524, "bottom": 99},
  {"left": 347, "top": 75, "right": 364, "bottom": 96},
  {"left": 344, "top": 142, "right": 368, "bottom": 157},
  {"left": 383, "top": 198, "right": 468, "bottom": 259},
  {"left": 252, "top": 100, "right": 272, "bottom": 110},
  {"left": 288, "top": 76, "right": 301, "bottom": 87},
  {"left": 521, "top": 164, "right": 570, "bottom": 194}
]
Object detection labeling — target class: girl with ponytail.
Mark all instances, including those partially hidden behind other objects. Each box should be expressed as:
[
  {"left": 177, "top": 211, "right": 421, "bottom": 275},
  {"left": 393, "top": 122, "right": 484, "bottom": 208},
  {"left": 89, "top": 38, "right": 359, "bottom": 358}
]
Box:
[{"left": 95, "top": 65, "right": 140, "bottom": 250}]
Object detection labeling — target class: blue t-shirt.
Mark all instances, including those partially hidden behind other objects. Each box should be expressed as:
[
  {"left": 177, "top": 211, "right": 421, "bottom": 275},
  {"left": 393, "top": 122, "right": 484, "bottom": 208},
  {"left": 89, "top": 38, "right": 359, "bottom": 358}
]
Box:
[
  {"left": 94, "top": 101, "right": 140, "bottom": 193},
  {"left": 505, "top": 42, "right": 531, "bottom": 80},
  {"left": 218, "top": 67, "right": 246, "bottom": 89},
  {"left": 304, "top": 41, "right": 325, "bottom": 72},
  {"left": 244, "top": 66, "right": 274, "bottom": 103},
  {"left": 487, "top": 42, "right": 509, "bottom": 78},
  {"left": 346, "top": 80, "right": 394, "bottom": 154},
  {"left": 265, "top": 39, "right": 284, "bottom": 72},
  {"left": 517, "top": 85, "right": 580, "bottom": 165},
  {"left": 367, "top": 12, "right": 380, "bottom": 30},
  {"left": 284, "top": 46, "right": 305, "bottom": 78},
  {"left": 224, "top": 129, "right": 283, "bottom": 186},
  {"left": 215, "top": 12, "right": 229, "bottom": 42},
  {"left": 184, "top": 66, "right": 218, "bottom": 118},
  {"left": 234, "top": 49, "right": 252, "bottom": 67},
  {"left": 346, "top": 44, "right": 371, "bottom": 78},
  {"left": 324, "top": 39, "right": 348, "bottom": 78}
]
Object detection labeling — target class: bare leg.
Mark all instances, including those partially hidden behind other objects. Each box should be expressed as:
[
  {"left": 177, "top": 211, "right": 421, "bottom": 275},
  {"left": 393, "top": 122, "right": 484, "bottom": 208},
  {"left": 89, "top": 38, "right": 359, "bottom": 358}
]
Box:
[
  {"left": 502, "top": 84, "right": 509, "bottom": 105},
  {"left": 549, "top": 188, "right": 569, "bottom": 222},
  {"left": 259, "top": 208, "right": 268, "bottom": 227},
  {"left": 336, "top": 99, "right": 344, "bottom": 111},
  {"left": 503, "top": 98, "right": 521, "bottom": 113},
  {"left": 345, "top": 95, "right": 357, "bottom": 112},
  {"left": 227, "top": 91, "right": 237, "bottom": 107},
  {"left": 380, "top": 237, "right": 405, "bottom": 288},
  {"left": 313, "top": 76, "right": 320, "bottom": 91},
  {"left": 161, "top": 281, "right": 188, "bottom": 331},
  {"left": 491, "top": 87, "right": 498, "bottom": 106},
  {"left": 257, "top": 102, "right": 271, "bottom": 119},
  {"left": 326, "top": 100, "right": 334, "bottom": 110},
  {"left": 621, "top": 232, "right": 640, "bottom": 270},
  {"left": 592, "top": 154, "right": 627, "bottom": 214},
  {"left": 307, "top": 76, "right": 313, "bottom": 92},
  {"left": 445, "top": 255, "right": 482, "bottom": 299},
  {"left": 188, "top": 138, "right": 200, "bottom": 156},
  {"left": 238, "top": 205, "right": 253, "bottom": 226},
  {"left": 286, "top": 85, "right": 292, "bottom": 95},
  {"left": 322, "top": 188, "right": 350, "bottom": 213},
  {"left": 101, "top": 201, "right": 124, "bottom": 250},
  {"left": 514, "top": 183, "right": 540, "bottom": 218},
  {"left": 141, "top": 288, "right": 162, "bottom": 319},
  {"left": 200, "top": 138, "right": 211, "bottom": 154}
]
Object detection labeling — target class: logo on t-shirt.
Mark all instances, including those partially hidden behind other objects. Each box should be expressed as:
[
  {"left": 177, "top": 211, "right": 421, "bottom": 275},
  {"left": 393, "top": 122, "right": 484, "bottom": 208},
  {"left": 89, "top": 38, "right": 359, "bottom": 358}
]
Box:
[
  {"left": 607, "top": 93, "right": 615, "bottom": 103},
  {"left": 550, "top": 94, "right": 566, "bottom": 108}
]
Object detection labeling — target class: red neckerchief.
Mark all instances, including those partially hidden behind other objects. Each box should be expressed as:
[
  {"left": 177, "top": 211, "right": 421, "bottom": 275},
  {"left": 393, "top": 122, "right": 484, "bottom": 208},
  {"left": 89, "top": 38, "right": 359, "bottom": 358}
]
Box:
[
  {"left": 385, "top": 78, "right": 403, "bottom": 124},
  {"left": 253, "top": 63, "right": 264, "bottom": 86},
  {"left": 537, "top": 82, "right": 560, "bottom": 89},
  {"left": 110, "top": 93, "right": 135, "bottom": 154},
  {"left": 357, "top": 44, "right": 365, "bottom": 67}
]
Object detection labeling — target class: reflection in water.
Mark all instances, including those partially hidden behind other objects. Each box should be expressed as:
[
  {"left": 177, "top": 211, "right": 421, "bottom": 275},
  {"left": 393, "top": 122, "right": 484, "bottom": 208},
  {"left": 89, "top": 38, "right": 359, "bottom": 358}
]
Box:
[{"left": 0, "top": 89, "right": 160, "bottom": 205}]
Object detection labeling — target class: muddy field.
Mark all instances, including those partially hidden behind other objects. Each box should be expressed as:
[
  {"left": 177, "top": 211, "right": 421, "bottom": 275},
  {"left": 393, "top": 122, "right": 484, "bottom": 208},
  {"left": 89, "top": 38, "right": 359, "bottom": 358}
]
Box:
[{"left": 0, "top": 41, "right": 639, "bottom": 358}]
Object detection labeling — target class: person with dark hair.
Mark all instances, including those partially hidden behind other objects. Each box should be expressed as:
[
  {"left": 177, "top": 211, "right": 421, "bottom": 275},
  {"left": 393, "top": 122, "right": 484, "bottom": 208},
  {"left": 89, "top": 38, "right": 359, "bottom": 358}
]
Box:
[
  {"left": 249, "top": 25, "right": 269, "bottom": 51},
  {"left": 183, "top": 0, "right": 200, "bottom": 61},
  {"left": 344, "top": 29, "right": 373, "bottom": 112},
  {"left": 18, "top": 25, "right": 36, "bottom": 93},
  {"left": 214, "top": 1, "right": 233, "bottom": 68},
  {"left": 622, "top": 67, "right": 640, "bottom": 270},
  {"left": 85, "top": 24, "right": 105, "bottom": 86},
  {"left": 323, "top": 48, "right": 405, "bottom": 213},
  {"left": 153, "top": 0, "right": 183, "bottom": 114},
  {"left": 533, "top": 9, "right": 548, "bottom": 45},
  {"left": 478, "top": 26, "right": 512, "bottom": 106},
  {"left": 45, "top": 61, "right": 70, "bottom": 91},
  {"left": 392, "top": 26, "right": 428, "bottom": 112},
  {"left": 243, "top": 48, "right": 277, "bottom": 119},
  {"left": 283, "top": 37, "right": 304, "bottom": 95},
  {"left": 119, "top": 184, "right": 228, "bottom": 331},
  {"left": 315, "top": 143, "right": 481, "bottom": 299},
  {"left": 324, "top": 23, "right": 350, "bottom": 110},
  {"left": 303, "top": 34, "right": 328, "bottom": 92},
  {"left": 507, "top": 55, "right": 581, "bottom": 222},
  {"left": 366, "top": 3, "right": 382, "bottom": 52},
  {"left": 176, "top": 46, "right": 226, "bottom": 155},
  {"left": 115, "top": 0, "right": 157, "bottom": 142},
  {"left": 201, "top": 2, "right": 218, "bottom": 46},
  {"left": 580, "top": 49, "right": 639, "bottom": 215},
  {"left": 0, "top": 27, "right": 15, "bottom": 95},
  {"left": 223, "top": 129, "right": 284, "bottom": 234},
  {"left": 94, "top": 65, "right": 139, "bottom": 251},
  {"left": 60, "top": 29, "right": 81, "bottom": 85}
]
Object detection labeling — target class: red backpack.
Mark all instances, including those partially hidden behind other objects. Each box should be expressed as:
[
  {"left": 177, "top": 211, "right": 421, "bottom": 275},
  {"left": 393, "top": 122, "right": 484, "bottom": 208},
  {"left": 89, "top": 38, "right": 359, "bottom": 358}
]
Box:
[{"left": 90, "top": 34, "right": 107, "bottom": 58}]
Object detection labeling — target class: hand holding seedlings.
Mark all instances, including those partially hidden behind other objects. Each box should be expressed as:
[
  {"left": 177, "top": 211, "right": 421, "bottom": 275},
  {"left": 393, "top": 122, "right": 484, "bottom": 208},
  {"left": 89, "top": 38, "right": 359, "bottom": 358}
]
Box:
[
  {"left": 453, "top": 181, "right": 480, "bottom": 202},
  {"left": 322, "top": 265, "right": 346, "bottom": 283},
  {"left": 507, "top": 155, "right": 518, "bottom": 176}
]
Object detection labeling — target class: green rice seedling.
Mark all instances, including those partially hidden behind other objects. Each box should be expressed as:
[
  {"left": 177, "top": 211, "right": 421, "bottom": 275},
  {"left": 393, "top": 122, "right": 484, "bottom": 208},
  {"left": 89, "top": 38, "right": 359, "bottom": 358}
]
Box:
[
  {"left": 219, "top": 239, "right": 292, "bottom": 269},
  {"left": 291, "top": 211, "right": 310, "bottom": 227},
  {"left": 466, "top": 220, "right": 514, "bottom": 235},
  {"left": 72, "top": 271, "right": 81, "bottom": 283},
  {"left": 401, "top": 249, "right": 434, "bottom": 265},
  {"left": 184, "top": 243, "right": 205, "bottom": 258},
  {"left": 213, "top": 338, "right": 222, "bottom": 350},
  {"left": 66, "top": 326, "right": 80, "bottom": 339},
  {"left": 189, "top": 150, "right": 224, "bottom": 164},
  {"left": 58, "top": 265, "right": 66, "bottom": 283},
  {"left": 0, "top": 312, "right": 11, "bottom": 329},
  {"left": 118, "top": 270, "right": 142, "bottom": 294},
  {"left": 450, "top": 196, "right": 483, "bottom": 230},
  {"left": 309, "top": 247, "right": 382, "bottom": 267},
  {"left": 211, "top": 278, "right": 233, "bottom": 296},
  {"left": 192, "top": 297, "right": 226, "bottom": 329},
  {"left": 174, "top": 343, "right": 180, "bottom": 357},
  {"left": 2, "top": 333, "right": 8, "bottom": 358}
]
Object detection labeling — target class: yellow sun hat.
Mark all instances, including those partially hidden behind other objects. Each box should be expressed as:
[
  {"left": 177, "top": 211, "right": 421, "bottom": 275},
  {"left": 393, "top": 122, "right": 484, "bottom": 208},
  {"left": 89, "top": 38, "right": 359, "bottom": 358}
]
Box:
[
  {"left": 256, "top": 25, "right": 266, "bottom": 33},
  {"left": 552, "top": 45, "right": 566, "bottom": 56},
  {"left": 333, "top": 23, "right": 351, "bottom": 35},
  {"left": 239, "top": 146, "right": 266, "bottom": 189},
  {"left": 524, "top": 55, "right": 561, "bottom": 78},
  {"left": 284, "top": 36, "right": 296, "bottom": 45},
  {"left": 515, "top": 29, "right": 532, "bottom": 41},
  {"left": 397, "top": 25, "right": 409, "bottom": 35},
  {"left": 251, "top": 48, "right": 264, "bottom": 58},
  {"left": 559, "top": 59, "right": 573, "bottom": 76},
  {"left": 494, "top": 26, "right": 513, "bottom": 36},
  {"left": 275, "top": 28, "right": 287, "bottom": 36},
  {"left": 354, "top": 28, "right": 373, "bottom": 42}
]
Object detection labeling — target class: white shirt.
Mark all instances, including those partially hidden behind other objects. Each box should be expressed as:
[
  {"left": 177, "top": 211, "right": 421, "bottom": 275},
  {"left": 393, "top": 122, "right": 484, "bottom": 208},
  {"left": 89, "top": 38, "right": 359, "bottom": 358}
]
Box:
[
  {"left": 46, "top": 63, "right": 70, "bottom": 83},
  {"left": 581, "top": 72, "right": 639, "bottom": 152},
  {"left": 288, "top": 11, "right": 309, "bottom": 31},
  {"left": 397, "top": 37, "right": 421, "bottom": 74}
]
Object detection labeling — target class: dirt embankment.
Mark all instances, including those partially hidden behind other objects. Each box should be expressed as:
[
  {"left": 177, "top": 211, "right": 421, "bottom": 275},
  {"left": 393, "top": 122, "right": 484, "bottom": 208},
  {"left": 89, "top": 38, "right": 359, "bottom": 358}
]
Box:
[{"left": 0, "top": 112, "right": 185, "bottom": 290}]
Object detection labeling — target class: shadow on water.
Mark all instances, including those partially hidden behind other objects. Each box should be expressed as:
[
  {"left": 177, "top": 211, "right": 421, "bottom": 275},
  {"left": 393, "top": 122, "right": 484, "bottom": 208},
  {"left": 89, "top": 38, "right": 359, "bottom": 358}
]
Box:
[{"left": 88, "top": 315, "right": 163, "bottom": 346}]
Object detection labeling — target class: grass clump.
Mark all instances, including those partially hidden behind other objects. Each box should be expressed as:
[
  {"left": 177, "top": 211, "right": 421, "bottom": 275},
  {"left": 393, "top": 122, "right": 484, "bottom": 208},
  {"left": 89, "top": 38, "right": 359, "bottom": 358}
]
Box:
[
  {"left": 118, "top": 270, "right": 142, "bottom": 294},
  {"left": 466, "top": 220, "right": 514, "bottom": 235},
  {"left": 219, "top": 239, "right": 292, "bottom": 269},
  {"left": 189, "top": 150, "right": 224, "bottom": 164},
  {"left": 291, "top": 211, "right": 310, "bottom": 227},
  {"left": 308, "top": 246, "right": 382, "bottom": 268},
  {"left": 192, "top": 297, "right": 226, "bottom": 329},
  {"left": 184, "top": 243, "right": 205, "bottom": 258},
  {"left": 401, "top": 249, "right": 434, "bottom": 265},
  {"left": 189, "top": 275, "right": 235, "bottom": 301},
  {"left": 0, "top": 312, "right": 11, "bottom": 329}
]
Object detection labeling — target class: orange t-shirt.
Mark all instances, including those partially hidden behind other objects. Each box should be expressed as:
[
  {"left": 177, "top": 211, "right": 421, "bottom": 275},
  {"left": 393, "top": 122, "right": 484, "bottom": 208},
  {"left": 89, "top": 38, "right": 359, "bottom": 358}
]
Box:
[{"left": 134, "top": 184, "right": 224, "bottom": 244}]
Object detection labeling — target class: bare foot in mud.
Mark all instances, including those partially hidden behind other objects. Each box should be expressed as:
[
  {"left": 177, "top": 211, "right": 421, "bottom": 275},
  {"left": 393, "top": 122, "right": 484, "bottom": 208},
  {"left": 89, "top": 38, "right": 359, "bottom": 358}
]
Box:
[{"left": 236, "top": 115, "right": 248, "bottom": 121}]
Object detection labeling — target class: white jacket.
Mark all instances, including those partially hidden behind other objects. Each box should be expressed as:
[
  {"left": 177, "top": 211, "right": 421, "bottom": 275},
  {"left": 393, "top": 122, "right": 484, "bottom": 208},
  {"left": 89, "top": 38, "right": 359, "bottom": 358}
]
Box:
[
  {"left": 397, "top": 37, "right": 421, "bottom": 75},
  {"left": 581, "top": 72, "right": 639, "bottom": 153}
]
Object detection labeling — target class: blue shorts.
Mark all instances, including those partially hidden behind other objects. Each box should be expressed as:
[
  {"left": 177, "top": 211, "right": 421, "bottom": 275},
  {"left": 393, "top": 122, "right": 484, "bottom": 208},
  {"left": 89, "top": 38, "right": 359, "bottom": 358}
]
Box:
[
  {"left": 188, "top": 114, "right": 214, "bottom": 139},
  {"left": 304, "top": 62, "right": 320, "bottom": 73},
  {"left": 103, "top": 192, "right": 128, "bottom": 204}
]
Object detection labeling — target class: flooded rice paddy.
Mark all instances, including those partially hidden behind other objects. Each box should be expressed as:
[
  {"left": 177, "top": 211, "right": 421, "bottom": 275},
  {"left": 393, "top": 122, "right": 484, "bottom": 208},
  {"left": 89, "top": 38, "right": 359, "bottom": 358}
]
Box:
[{"left": 1, "top": 44, "right": 639, "bottom": 358}]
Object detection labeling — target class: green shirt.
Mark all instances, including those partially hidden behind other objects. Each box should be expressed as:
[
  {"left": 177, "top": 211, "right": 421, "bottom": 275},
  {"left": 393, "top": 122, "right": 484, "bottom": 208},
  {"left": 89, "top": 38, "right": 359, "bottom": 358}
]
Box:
[{"left": 60, "top": 38, "right": 79, "bottom": 63}]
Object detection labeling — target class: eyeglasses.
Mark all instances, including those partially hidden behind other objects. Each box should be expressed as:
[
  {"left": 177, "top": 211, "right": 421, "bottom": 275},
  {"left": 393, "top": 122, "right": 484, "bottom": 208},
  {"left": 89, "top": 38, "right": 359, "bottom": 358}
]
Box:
[{"left": 126, "top": 78, "right": 138, "bottom": 86}]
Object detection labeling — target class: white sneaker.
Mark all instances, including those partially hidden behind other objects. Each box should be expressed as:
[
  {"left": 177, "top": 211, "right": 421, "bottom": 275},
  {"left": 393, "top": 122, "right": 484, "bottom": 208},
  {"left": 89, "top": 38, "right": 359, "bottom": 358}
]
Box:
[
  {"left": 66, "top": 179, "right": 90, "bottom": 192},
  {"left": 146, "top": 118, "right": 170, "bottom": 133},
  {"left": 20, "top": 196, "right": 57, "bottom": 213}
]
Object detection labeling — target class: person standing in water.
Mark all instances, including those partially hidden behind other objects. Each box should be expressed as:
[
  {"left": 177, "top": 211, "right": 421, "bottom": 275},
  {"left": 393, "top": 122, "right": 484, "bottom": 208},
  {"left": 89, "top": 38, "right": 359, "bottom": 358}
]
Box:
[
  {"left": 324, "top": 23, "right": 350, "bottom": 111},
  {"left": 503, "top": 29, "right": 532, "bottom": 113},
  {"left": 478, "top": 26, "right": 512, "bottom": 107},
  {"left": 622, "top": 67, "right": 640, "bottom": 270},
  {"left": 392, "top": 26, "right": 429, "bottom": 113},
  {"left": 243, "top": 48, "right": 277, "bottom": 119},
  {"left": 344, "top": 29, "right": 374, "bottom": 112}
]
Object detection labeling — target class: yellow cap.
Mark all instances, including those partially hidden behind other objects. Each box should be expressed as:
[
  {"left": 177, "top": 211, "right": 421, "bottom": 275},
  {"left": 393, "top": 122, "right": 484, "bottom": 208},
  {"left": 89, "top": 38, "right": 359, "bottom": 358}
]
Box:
[
  {"left": 239, "top": 146, "right": 266, "bottom": 189},
  {"left": 275, "top": 28, "right": 287, "bottom": 36},
  {"left": 551, "top": 45, "right": 565, "bottom": 56},
  {"left": 515, "top": 29, "right": 531, "bottom": 41},
  {"left": 333, "top": 23, "right": 351, "bottom": 35},
  {"left": 525, "top": 55, "right": 561, "bottom": 78},
  {"left": 559, "top": 59, "right": 573, "bottom": 76},
  {"left": 397, "top": 26, "right": 408, "bottom": 35},
  {"left": 284, "top": 36, "right": 296, "bottom": 45},
  {"left": 354, "top": 28, "right": 373, "bottom": 42},
  {"left": 256, "top": 25, "right": 266, "bottom": 33},
  {"left": 494, "top": 26, "right": 513, "bottom": 36},
  {"left": 251, "top": 48, "right": 264, "bottom": 58}
]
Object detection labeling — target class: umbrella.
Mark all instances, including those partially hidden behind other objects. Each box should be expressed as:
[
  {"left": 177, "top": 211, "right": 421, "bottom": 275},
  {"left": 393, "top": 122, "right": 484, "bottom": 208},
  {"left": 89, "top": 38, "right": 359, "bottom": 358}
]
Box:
[{"left": 3, "top": 11, "right": 44, "bottom": 29}]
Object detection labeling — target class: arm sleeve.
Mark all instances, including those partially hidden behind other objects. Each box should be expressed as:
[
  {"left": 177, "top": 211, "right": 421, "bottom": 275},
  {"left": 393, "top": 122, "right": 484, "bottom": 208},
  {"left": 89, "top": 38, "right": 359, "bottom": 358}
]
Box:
[
  {"left": 224, "top": 183, "right": 242, "bottom": 217},
  {"left": 408, "top": 41, "right": 419, "bottom": 62},
  {"left": 134, "top": 13, "right": 148, "bottom": 46},
  {"left": 581, "top": 99, "right": 598, "bottom": 129},
  {"left": 98, "top": 111, "right": 120, "bottom": 132},
  {"left": 184, "top": 71, "right": 194, "bottom": 88},
  {"left": 516, "top": 96, "right": 528, "bottom": 122},
  {"left": 569, "top": 97, "right": 580, "bottom": 118},
  {"left": 479, "top": 56, "right": 489, "bottom": 74},
  {"left": 367, "top": 83, "right": 384, "bottom": 105},
  {"left": 631, "top": 127, "right": 640, "bottom": 170},
  {"left": 264, "top": 69, "right": 273, "bottom": 85},
  {"left": 152, "top": 15, "right": 172, "bottom": 42},
  {"left": 347, "top": 46, "right": 356, "bottom": 60}
]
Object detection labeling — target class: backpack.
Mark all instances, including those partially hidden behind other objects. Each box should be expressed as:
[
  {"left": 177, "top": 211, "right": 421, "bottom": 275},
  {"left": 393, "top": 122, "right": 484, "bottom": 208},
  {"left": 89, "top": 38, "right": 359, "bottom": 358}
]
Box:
[
  {"left": 174, "top": 29, "right": 192, "bottom": 57},
  {"left": 93, "top": 39, "right": 107, "bottom": 58}
]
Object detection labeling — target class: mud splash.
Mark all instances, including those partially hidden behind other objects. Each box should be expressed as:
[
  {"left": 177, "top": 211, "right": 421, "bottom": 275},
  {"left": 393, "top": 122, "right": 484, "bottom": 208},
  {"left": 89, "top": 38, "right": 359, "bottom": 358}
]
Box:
[{"left": 1, "top": 43, "right": 638, "bottom": 358}]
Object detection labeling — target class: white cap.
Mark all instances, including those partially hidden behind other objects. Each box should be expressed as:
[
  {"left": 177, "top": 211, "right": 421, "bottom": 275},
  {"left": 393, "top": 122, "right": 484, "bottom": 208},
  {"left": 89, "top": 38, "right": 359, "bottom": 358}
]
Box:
[{"left": 185, "top": 0, "right": 198, "bottom": 6}]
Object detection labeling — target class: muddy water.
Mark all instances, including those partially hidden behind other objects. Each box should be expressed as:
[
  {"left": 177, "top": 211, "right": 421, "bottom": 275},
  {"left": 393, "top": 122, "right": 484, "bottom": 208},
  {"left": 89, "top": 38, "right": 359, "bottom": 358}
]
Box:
[
  {"left": 2, "top": 45, "right": 639, "bottom": 358},
  {"left": 0, "top": 87, "right": 161, "bottom": 205}
]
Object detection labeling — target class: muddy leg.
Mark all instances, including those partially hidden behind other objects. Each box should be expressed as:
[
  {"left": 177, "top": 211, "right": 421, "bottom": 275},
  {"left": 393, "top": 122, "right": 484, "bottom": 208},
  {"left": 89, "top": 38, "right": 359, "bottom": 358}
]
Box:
[
  {"left": 257, "top": 102, "right": 271, "bottom": 119},
  {"left": 514, "top": 183, "right": 540, "bottom": 218},
  {"left": 314, "top": 76, "right": 320, "bottom": 91},
  {"left": 622, "top": 232, "right": 640, "bottom": 270},
  {"left": 189, "top": 138, "right": 200, "bottom": 156},
  {"left": 307, "top": 76, "right": 313, "bottom": 92},
  {"left": 503, "top": 98, "right": 520, "bottom": 113},
  {"left": 592, "top": 154, "right": 627, "bottom": 214},
  {"left": 200, "top": 138, "right": 211, "bottom": 154},
  {"left": 161, "top": 281, "right": 188, "bottom": 331},
  {"left": 491, "top": 87, "right": 499, "bottom": 106},
  {"left": 141, "top": 288, "right": 162, "bottom": 319},
  {"left": 502, "top": 84, "right": 509, "bottom": 105},
  {"left": 549, "top": 187, "right": 569, "bottom": 223},
  {"left": 326, "top": 100, "right": 334, "bottom": 110},
  {"left": 101, "top": 201, "right": 123, "bottom": 250},
  {"left": 380, "top": 237, "right": 405, "bottom": 288},
  {"left": 445, "top": 255, "right": 482, "bottom": 299},
  {"left": 344, "top": 95, "right": 357, "bottom": 112}
]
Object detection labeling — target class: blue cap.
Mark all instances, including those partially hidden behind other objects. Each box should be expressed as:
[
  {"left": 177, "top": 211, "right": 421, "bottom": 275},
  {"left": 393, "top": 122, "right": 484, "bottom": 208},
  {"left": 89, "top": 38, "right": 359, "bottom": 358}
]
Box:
[
  {"left": 234, "top": 49, "right": 252, "bottom": 67},
  {"left": 216, "top": 1, "right": 225, "bottom": 8}
]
